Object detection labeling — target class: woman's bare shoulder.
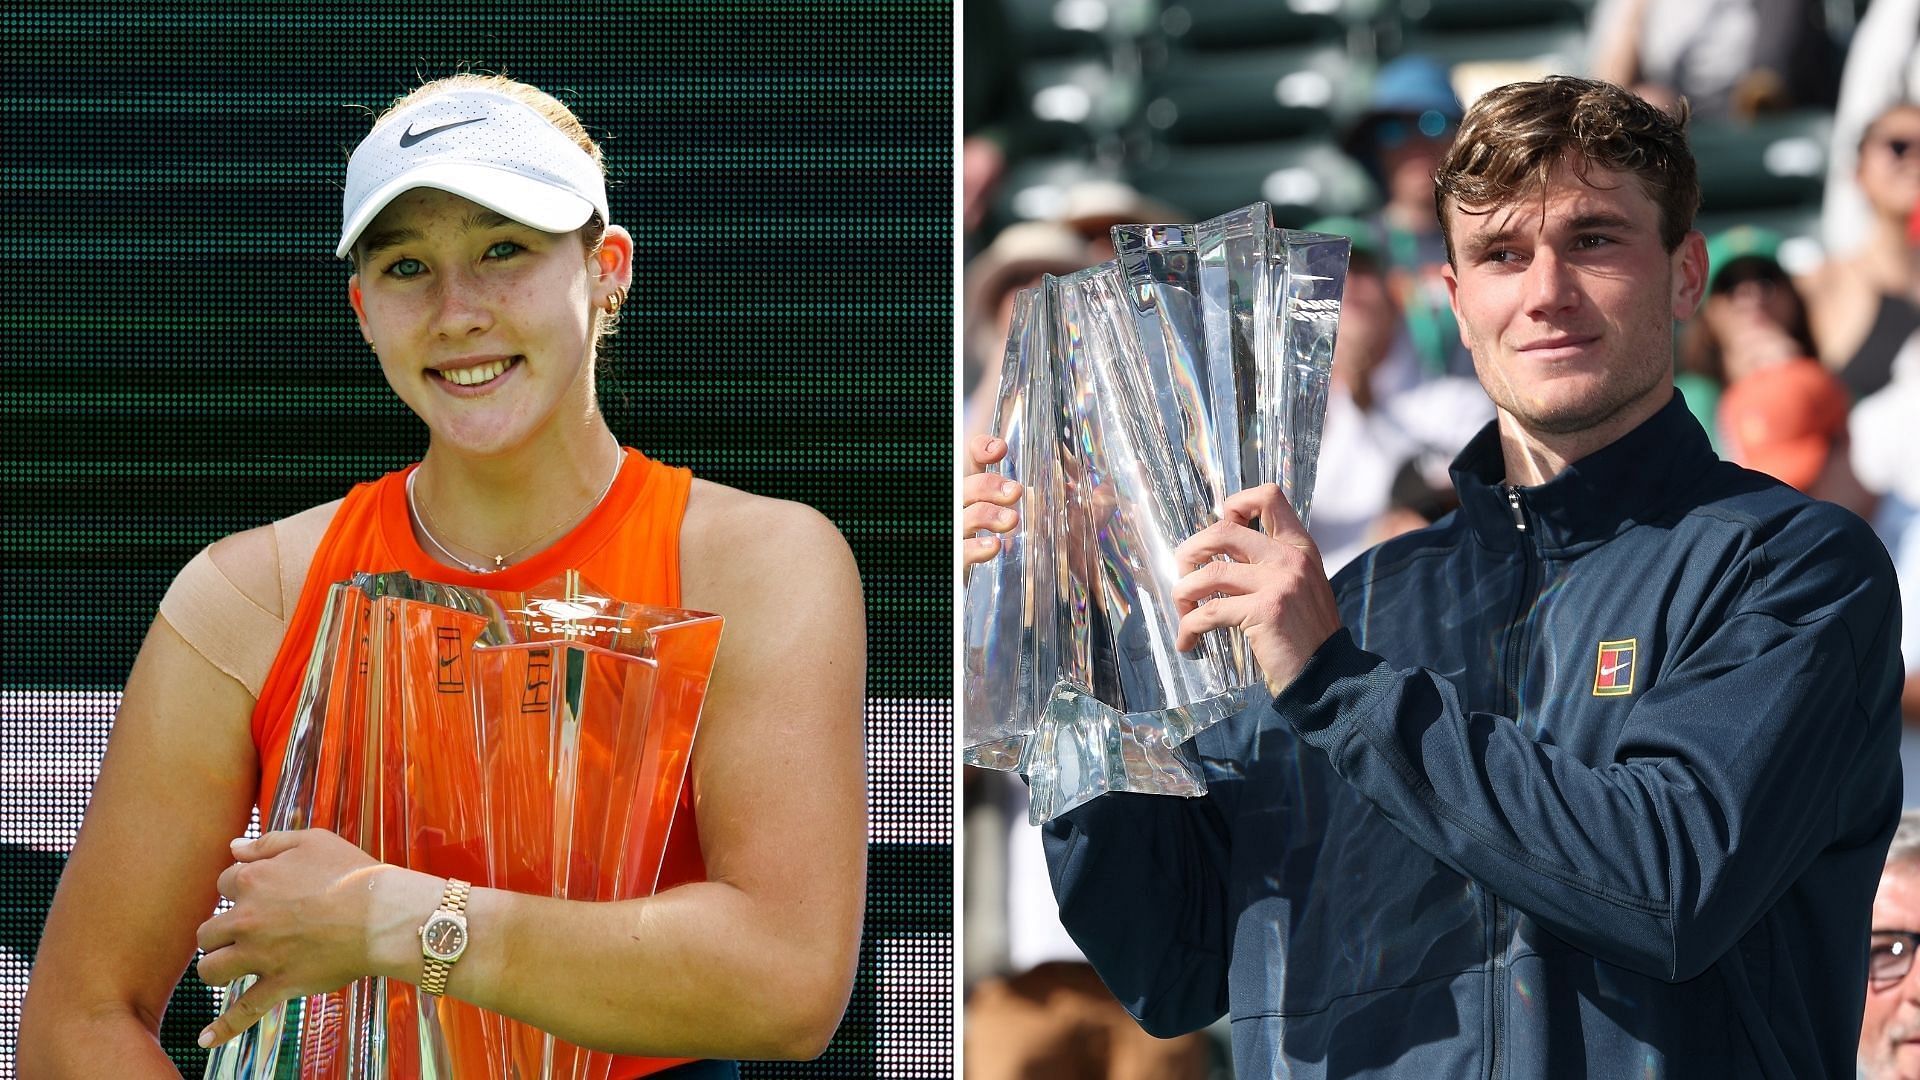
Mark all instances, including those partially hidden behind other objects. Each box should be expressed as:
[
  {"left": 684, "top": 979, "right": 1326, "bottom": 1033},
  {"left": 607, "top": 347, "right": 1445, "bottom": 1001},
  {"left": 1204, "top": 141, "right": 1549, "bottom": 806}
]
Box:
[
  {"left": 680, "top": 479, "right": 857, "bottom": 611},
  {"left": 684, "top": 478, "right": 841, "bottom": 536}
]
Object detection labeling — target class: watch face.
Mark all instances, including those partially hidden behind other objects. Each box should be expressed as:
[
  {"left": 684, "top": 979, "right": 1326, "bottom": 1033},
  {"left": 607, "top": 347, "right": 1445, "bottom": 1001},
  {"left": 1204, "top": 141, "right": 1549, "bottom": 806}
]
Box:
[{"left": 423, "top": 913, "right": 467, "bottom": 960}]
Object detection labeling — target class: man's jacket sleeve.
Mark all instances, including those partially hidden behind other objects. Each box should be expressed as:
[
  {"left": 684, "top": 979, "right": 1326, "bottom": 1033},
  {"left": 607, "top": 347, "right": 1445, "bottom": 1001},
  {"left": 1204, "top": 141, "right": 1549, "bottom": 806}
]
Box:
[
  {"left": 1283, "top": 510, "right": 1903, "bottom": 982},
  {"left": 1041, "top": 779, "right": 1234, "bottom": 1036}
]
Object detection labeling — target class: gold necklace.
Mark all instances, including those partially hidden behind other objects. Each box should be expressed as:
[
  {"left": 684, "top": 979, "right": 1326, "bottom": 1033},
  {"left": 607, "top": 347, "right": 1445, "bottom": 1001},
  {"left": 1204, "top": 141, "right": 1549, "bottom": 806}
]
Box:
[{"left": 407, "top": 434, "right": 624, "bottom": 573}]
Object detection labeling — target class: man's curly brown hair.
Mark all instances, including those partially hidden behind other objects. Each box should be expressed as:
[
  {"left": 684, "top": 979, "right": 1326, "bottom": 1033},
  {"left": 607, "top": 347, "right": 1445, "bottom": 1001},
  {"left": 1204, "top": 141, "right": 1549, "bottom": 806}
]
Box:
[{"left": 1433, "top": 76, "right": 1701, "bottom": 266}]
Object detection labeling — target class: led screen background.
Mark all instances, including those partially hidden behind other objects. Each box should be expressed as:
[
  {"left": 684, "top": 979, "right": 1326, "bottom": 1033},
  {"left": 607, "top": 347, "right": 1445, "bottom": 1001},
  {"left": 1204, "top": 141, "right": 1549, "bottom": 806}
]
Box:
[{"left": 3, "top": 3, "right": 953, "bottom": 1075}]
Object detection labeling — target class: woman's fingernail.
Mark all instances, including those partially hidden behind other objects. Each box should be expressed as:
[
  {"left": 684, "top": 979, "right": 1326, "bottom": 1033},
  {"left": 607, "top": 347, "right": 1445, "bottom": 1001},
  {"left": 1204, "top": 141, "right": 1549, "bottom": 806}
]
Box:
[
  {"left": 198, "top": 1029, "right": 216, "bottom": 1048},
  {"left": 986, "top": 438, "right": 1003, "bottom": 454},
  {"left": 999, "top": 479, "right": 1017, "bottom": 495},
  {"left": 994, "top": 508, "right": 1014, "bottom": 526}
]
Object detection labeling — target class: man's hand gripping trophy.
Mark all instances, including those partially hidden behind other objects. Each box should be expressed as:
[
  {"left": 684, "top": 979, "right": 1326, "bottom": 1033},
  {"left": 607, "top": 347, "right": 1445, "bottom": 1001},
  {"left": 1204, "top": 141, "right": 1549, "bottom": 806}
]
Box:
[{"left": 962, "top": 433, "right": 1342, "bottom": 696}]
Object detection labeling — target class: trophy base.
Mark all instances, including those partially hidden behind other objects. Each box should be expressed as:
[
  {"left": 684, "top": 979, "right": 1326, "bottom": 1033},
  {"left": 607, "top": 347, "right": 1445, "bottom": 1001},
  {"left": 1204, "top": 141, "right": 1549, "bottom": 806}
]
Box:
[
  {"left": 1022, "top": 683, "right": 1247, "bottom": 824},
  {"left": 962, "top": 734, "right": 1028, "bottom": 772}
]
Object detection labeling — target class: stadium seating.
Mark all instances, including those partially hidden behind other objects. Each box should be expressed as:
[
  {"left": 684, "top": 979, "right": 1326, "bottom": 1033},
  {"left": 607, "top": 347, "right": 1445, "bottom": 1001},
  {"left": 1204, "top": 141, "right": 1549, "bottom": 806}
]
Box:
[{"left": 978, "top": 0, "right": 1838, "bottom": 261}]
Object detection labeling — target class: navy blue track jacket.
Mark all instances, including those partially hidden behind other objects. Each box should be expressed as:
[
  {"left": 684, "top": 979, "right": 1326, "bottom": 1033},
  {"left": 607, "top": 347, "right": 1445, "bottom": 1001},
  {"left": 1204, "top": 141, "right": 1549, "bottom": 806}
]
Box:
[{"left": 1043, "top": 393, "right": 1904, "bottom": 1077}]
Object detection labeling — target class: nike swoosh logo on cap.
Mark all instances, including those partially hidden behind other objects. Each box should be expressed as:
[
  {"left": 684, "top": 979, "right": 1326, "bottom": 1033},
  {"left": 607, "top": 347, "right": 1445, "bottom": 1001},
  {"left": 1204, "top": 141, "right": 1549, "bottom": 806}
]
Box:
[{"left": 398, "top": 117, "right": 486, "bottom": 147}]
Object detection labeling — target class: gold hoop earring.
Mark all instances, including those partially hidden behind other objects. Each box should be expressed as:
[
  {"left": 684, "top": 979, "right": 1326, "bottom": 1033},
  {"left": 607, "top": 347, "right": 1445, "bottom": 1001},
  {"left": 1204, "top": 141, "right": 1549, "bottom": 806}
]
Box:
[{"left": 604, "top": 287, "right": 628, "bottom": 315}]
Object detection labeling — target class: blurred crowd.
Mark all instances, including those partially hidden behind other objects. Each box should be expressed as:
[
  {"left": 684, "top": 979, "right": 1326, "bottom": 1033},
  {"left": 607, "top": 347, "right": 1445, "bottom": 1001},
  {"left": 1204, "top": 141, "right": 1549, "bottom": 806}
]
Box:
[{"left": 962, "top": 0, "right": 1920, "bottom": 1076}]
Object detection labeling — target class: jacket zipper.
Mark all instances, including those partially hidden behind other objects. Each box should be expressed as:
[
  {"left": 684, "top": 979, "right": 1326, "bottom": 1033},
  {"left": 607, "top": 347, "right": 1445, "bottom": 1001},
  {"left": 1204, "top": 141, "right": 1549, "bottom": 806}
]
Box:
[{"left": 1491, "top": 484, "right": 1537, "bottom": 1079}]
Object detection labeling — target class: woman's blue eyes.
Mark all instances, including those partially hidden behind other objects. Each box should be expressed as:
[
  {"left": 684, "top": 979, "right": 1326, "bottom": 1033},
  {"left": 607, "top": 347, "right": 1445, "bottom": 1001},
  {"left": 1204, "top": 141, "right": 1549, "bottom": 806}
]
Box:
[{"left": 383, "top": 242, "right": 522, "bottom": 277}]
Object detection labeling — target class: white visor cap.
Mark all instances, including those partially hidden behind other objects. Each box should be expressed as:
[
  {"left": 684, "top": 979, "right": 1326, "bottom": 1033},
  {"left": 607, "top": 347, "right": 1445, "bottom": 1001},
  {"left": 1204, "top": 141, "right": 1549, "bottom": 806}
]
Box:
[{"left": 337, "top": 89, "right": 609, "bottom": 259}]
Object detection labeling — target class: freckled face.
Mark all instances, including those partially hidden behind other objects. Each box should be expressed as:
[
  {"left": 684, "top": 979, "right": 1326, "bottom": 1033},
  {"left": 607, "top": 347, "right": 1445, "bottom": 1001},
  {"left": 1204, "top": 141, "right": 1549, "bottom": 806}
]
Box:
[
  {"left": 347, "top": 187, "right": 600, "bottom": 456},
  {"left": 1441, "top": 162, "right": 1705, "bottom": 440}
]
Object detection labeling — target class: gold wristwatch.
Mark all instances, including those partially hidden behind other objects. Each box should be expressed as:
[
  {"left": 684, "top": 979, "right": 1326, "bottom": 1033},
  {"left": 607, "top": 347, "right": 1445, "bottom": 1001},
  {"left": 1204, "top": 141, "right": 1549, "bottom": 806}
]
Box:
[{"left": 418, "top": 878, "right": 471, "bottom": 996}]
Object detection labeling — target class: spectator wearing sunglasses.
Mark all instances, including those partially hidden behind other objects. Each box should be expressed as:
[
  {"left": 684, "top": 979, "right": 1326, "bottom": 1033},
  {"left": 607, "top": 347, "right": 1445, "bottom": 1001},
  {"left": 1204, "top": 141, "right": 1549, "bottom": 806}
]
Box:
[
  {"left": 1339, "top": 55, "right": 1472, "bottom": 380},
  {"left": 1861, "top": 809, "right": 1920, "bottom": 1080},
  {"left": 1803, "top": 101, "right": 1920, "bottom": 399},
  {"left": 1819, "top": 0, "right": 1918, "bottom": 258}
]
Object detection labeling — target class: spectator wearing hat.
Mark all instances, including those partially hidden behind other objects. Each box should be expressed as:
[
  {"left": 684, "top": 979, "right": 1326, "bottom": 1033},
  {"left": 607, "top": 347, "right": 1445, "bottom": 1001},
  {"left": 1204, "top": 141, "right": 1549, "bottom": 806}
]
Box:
[
  {"left": 1054, "top": 179, "right": 1182, "bottom": 263},
  {"left": 963, "top": 222, "right": 1096, "bottom": 441},
  {"left": 1303, "top": 216, "right": 1491, "bottom": 573},
  {"left": 1340, "top": 55, "right": 1473, "bottom": 380},
  {"left": 1678, "top": 226, "right": 1822, "bottom": 449},
  {"left": 1719, "top": 358, "right": 1875, "bottom": 521},
  {"left": 1802, "top": 101, "right": 1920, "bottom": 401}
]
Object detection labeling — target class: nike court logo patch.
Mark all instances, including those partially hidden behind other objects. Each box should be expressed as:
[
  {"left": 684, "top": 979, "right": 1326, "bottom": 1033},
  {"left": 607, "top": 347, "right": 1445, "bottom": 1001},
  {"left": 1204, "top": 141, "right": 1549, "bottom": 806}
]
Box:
[
  {"left": 399, "top": 117, "right": 486, "bottom": 147},
  {"left": 1593, "top": 638, "right": 1637, "bottom": 697}
]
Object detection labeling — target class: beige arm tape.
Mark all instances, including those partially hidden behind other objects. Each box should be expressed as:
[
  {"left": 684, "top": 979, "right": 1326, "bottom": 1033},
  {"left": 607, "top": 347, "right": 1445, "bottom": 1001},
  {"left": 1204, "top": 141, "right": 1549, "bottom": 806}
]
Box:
[
  {"left": 272, "top": 499, "right": 341, "bottom": 616},
  {"left": 156, "top": 499, "right": 341, "bottom": 699},
  {"left": 157, "top": 549, "right": 287, "bottom": 699}
]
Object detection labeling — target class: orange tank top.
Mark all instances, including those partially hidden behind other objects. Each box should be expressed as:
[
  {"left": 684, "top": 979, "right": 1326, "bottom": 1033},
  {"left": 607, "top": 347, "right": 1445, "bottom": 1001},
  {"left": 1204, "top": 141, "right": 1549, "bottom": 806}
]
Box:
[{"left": 251, "top": 448, "right": 706, "bottom": 1078}]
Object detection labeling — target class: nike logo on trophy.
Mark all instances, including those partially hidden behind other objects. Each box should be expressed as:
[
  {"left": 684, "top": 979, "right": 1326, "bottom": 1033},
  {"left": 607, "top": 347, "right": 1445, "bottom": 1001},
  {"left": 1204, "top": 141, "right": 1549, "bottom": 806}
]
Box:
[
  {"left": 522, "top": 652, "right": 554, "bottom": 714},
  {"left": 399, "top": 117, "right": 485, "bottom": 147},
  {"left": 435, "top": 625, "right": 467, "bottom": 693}
]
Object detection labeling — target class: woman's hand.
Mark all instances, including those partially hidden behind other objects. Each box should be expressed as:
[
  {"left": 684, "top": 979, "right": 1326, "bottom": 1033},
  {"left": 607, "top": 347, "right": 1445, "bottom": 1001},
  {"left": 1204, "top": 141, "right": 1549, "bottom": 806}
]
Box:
[
  {"left": 962, "top": 433, "right": 1022, "bottom": 569},
  {"left": 194, "top": 829, "right": 419, "bottom": 1048}
]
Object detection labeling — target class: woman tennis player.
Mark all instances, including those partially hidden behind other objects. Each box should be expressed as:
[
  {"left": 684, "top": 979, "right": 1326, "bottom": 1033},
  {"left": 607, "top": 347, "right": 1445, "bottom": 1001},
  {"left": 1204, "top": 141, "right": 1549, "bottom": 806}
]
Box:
[{"left": 21, "top": 74, "right": 867, "bottom": 1079}]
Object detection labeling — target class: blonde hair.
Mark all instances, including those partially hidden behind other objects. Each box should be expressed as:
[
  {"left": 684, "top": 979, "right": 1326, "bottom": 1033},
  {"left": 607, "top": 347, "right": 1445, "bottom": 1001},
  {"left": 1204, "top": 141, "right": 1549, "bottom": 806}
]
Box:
[{"left": 362, "top": 73, "right": 622, "bottom": 342}]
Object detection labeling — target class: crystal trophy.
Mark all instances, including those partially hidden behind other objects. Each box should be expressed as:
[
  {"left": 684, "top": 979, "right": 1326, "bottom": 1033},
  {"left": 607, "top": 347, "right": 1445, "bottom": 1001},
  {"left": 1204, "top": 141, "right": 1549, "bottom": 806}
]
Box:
[
  {"left": 205, "top": 570, "right": 723, "bottom": 1079},
  {"left": 962, "top": 203, "right": 1347, "bottom": 823}
]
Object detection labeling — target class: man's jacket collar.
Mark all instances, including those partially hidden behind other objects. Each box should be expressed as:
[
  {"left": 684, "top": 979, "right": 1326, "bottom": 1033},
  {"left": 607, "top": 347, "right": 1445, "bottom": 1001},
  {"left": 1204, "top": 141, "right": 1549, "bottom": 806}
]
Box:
[{"left": 1449, "top": 389, "right": 1717, "bottom": 556}]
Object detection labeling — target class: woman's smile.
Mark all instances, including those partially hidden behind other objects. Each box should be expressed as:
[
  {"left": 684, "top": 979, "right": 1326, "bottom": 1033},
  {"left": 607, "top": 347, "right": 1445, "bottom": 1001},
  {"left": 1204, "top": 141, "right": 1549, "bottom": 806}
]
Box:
[{"left": 431, "top": 354, "right": 523, "bottom": 392}]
